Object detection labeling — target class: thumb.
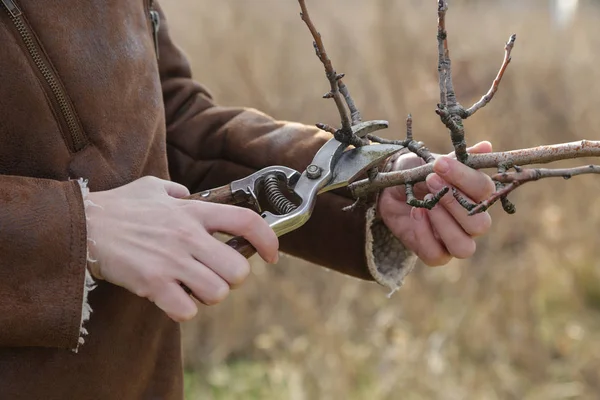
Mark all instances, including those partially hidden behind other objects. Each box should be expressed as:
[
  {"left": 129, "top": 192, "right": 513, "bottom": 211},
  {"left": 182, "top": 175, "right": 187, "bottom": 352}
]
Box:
[{"left": 446, "top": 141, "right": 493, "bottom": 158}]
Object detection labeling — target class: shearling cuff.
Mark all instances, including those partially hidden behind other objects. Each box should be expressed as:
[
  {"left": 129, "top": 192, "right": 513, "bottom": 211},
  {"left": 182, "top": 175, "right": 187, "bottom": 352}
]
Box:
[
  {"left": 365, "top": 205, "right": 418, "bottom": 296},
  {"left": 364, "top": 149, "right": 418, "bottom": 296},
  {"left": 73, "top": 178, "right": 98, "bottom": 351}
]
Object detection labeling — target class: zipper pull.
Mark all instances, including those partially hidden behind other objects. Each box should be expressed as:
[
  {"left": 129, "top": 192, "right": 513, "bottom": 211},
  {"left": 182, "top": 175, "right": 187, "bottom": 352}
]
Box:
[
  {"left": 150, "top": 9, "right": 160, "bottom": 60},
  {"left": 1, "top": 0, "right": 22, "bottom": 18}
]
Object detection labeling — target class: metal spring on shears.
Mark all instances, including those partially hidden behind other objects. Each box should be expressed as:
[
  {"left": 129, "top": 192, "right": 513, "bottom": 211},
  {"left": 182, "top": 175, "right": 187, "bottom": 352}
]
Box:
[{"left": 263, "top": 174, "right": 297, "bottom": 215}]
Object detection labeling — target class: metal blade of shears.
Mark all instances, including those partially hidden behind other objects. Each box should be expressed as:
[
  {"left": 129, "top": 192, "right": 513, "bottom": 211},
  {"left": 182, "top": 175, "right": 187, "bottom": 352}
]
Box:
[
  {"left": 264, "top": 120, "right": 397, "bottom": 237},
  {"left": 319, "top": 143, "right": 405, "bottom": 194}
]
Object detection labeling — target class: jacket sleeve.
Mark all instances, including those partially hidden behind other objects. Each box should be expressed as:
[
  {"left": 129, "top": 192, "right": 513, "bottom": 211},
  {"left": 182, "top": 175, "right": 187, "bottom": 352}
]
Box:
[
  {"left": 155, "top": 3, "right": 418, "bottom": 288},
  {"left": 0, "top": 176, "right": 92, "bottom": 350}
]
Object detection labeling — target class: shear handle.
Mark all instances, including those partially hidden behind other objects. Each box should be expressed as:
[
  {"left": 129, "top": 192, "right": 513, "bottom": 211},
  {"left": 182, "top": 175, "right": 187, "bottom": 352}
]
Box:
[
  {"left": 225, "top": 236, "right": 257, "bottom": 258},
  {"left": 184, "top": 184, "right": 239, "bottom": 205}
]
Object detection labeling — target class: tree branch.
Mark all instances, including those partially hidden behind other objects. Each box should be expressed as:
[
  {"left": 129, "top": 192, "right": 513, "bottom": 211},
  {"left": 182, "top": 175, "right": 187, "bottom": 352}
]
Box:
[{"left": 349, "top": 140, "right": 600, "bottom": 198}]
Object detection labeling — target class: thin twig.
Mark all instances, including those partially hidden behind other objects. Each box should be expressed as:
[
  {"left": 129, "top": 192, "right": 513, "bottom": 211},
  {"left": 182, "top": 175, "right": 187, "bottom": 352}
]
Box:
[
  {"left": 406, "top": 183, "right": 449, "bottom": 210},
  {"left": 342, "top": 196, "right": 368, "bottom": 213},
  {"left": 406, "top": 114, "right": 413, "bottom": 141},
  {"left": 500, "top": 191, "right": 516, "bottom": 214},
  {"left": 298, "top": 0, "right": 354, "bottom": 137},
  {"left": 315, "top": 123, "right": 337, "bottom": 135},
  {"left": 407, "top": 141, "right": 435, "bottom": 164},
  {"left": 451, "top": 188, "right": 477, "bottom": 211},
  {"left": 367, "top": 115, "right": 434, "bottom": 163},
  {"left": 468, "top": 182, "right": 520, "bottom": 215},
  {"left": 494, "top": 164, "right": 516, "bottom": 214},
  {"left": 463, "top": 34, "right": 516, "bottom": 118},
  {"left": 467, "top": 166, "right": 600, "bottom": 215},
  {"left": 338, "top": 80, "right": 362, "bottom": 124},
  {"left": 437, "top": 0, "right": 449, "bottom": 107},
  {"left": 492, "top": 165, "right": 600, "bottom": 183}
]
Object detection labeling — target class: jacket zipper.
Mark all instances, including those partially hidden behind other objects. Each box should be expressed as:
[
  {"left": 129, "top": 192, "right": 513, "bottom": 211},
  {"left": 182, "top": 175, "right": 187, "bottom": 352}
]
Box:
[
  {"left": 1, "top": 0, "right": 87, "bottom": 152},
  {"left": 147, "top": 0, "right": 160, "bottom": 60}
]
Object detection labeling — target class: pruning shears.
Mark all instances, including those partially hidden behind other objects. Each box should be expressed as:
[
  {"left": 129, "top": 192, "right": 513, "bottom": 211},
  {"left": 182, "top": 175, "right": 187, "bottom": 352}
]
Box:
[{"left": 185, "top": 120, "right": 402, "bottom": 258}]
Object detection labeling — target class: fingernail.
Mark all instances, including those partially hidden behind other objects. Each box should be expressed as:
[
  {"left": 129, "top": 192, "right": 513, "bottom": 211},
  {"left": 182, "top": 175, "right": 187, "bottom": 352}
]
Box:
[
  {"left": 427, "top": 174, "right": 444, "bottom": 190},
  {"left": 435, "top": 158, "right": 450, "bottom": 174},
  {"left": 411, "top": 207, "right": 423, "bottom": 221},
  {"left": 271, "top": 252, "right": 280, "bottom": 264}
]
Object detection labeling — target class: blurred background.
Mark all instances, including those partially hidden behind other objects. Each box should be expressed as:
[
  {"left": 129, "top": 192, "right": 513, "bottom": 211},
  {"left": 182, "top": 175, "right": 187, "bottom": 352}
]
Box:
[{"left": 161, "top": 0, "right": 600, "bottom": 398}]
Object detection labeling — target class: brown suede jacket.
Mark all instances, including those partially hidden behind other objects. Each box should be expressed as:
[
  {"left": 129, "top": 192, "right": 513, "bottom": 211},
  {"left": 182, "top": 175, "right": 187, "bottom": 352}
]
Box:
[{"left": 0, "top": 1, "right": 416, "bottom": 398}]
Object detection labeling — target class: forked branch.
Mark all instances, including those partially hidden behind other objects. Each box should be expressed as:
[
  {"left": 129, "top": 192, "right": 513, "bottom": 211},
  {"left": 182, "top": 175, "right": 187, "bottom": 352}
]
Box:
[{"left": 296, "top": 0, "right": 600, "bottom": 216}]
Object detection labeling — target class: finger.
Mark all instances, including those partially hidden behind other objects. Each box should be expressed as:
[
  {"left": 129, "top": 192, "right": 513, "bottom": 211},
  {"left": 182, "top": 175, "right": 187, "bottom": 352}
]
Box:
[
  {"left": 151, "top": 282, "right": 198, "bottom": 322},
  {"left": 426, "top": 174, "right": 492, "bottom": 237},
  {"left": 191, "top": 233, "right": 252, "bottom": 289},
  {"left": 466, "top": 140, "right": 493, "bottom": 154},
  {"left": 174, "top": 258, "right": 231, "bottom": 305},
  {"left": 425, "top": 194, "right": 476, "bottom": 259},
  {"left": 390, "top": 153, "right": 427, "bottom": 171},
  {"left": 446, "top": 141, "right": 493, "bottom": 158},
  {"left": 411, "top": 181, "right": 430, "bottom": 199},
  {"left": 200, "top": 204, "right": 279, "bottom": 264},
  {"left": 432, "top": 157, "right": 495, "bottom": 202},
  {"left": 139, "top": 176, "right": 191, "bottom": 198},
  {"left": 407, "top": 207, "right": 452, "bottom": 267}
]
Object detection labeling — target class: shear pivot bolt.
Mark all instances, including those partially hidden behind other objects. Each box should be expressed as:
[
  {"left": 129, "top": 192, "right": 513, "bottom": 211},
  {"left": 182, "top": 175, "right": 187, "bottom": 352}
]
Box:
[{"left": 307, "top": 164, "right": 322, "bottom": 179}]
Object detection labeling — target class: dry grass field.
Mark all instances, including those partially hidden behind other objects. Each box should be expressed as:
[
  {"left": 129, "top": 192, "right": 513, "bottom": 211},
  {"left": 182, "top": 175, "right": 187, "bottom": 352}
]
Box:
[{"left": 160, "top": 1, "right": 600, "bottom": 398}]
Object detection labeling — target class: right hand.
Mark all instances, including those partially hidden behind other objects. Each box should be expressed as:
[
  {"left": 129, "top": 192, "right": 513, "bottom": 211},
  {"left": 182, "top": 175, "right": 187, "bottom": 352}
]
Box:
[{"left": 85, "top": 176, "right": 279, "bottom": 322}]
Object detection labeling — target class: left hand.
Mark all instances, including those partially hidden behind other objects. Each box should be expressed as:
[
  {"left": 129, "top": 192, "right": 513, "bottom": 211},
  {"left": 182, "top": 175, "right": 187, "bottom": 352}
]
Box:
[{"left": 378, "top": 141, "right": 496, "bottom": 266}]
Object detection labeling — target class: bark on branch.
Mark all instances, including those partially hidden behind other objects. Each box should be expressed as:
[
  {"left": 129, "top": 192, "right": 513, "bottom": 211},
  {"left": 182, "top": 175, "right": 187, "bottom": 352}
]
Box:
[{"left": 349, "top": 140, "right": 600, "bottom": 198}]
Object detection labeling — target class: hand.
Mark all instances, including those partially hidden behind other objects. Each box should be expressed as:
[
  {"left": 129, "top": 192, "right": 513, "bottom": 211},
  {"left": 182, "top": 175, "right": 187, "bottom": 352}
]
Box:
[
  {"left": 85, "top": 176, "right": 279, "bottom": 322},
  {"left": 378, "top": 141, "right": 495, "bottom": 266}
]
